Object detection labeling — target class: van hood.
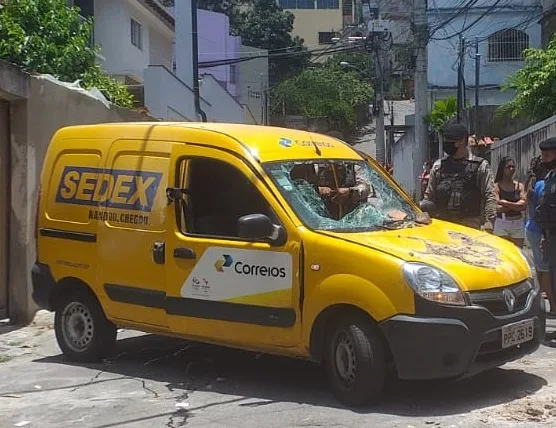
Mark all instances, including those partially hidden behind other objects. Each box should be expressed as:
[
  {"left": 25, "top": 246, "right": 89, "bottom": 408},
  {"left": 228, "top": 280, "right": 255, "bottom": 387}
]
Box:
[{"left": 323, "top": 220, "right": 530, "bottom": 291}]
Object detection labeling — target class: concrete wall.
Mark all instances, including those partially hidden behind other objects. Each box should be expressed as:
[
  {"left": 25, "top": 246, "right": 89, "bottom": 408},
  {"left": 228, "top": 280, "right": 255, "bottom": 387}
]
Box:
[
  {"left": 1, "top": 61, "right": 155, "bottom": 324},
  {"left": 149, "top": 26, "right": 173, "bottom": 70},
  {"left": 392, "top": 127, "right": 417, "bottom": 199},
  {"left": 144, "top": 65, "right": 210, "bottom": 120},
  {"left": 94, "top": 0, "right": 173, "bottom": 82},
  {"left": 238, "top": 45, "right": 269, "bottom": 125},
  {"left": 199, "top": 74, "right": 245, "bottom": 123},
  {"left": 490, "top": 115, "right": 556, "bottom": 184},
  {"left": 427, "top": 0, "right": 541, "bottom": 104}
]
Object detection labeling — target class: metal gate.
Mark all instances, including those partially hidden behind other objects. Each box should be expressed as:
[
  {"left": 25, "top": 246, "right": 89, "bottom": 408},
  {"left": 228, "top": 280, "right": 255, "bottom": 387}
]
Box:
[{"left": 0, "top": 102, "right": 9, "bottom": 319}]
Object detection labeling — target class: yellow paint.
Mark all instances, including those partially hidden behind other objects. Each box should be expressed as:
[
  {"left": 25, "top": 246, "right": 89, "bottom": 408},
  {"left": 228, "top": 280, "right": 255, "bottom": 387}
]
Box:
[
  {"left": 225, "top": 288, "right": 292, "bottom": 307},
  {"left": 35, "top": 122, "right": 534, "bottom": 362}
]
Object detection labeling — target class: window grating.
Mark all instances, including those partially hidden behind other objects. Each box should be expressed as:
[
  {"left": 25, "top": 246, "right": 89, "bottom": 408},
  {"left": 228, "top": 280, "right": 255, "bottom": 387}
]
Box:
[{"left": 488, "top": 29, "right": 529, "bottom": 62}]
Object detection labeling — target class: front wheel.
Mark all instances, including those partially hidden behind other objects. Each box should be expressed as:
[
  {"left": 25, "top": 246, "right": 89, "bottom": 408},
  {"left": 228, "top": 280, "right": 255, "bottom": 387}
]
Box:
[
  {"left": 54, "top": 289, "right": 117, "bottom": 362},
  {"left": 324, "top": 315, "right": 386, "bottom": 407}
]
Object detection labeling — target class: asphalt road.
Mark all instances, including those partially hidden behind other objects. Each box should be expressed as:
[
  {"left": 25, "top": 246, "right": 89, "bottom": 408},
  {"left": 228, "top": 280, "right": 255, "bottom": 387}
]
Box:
[{"left": 1, "top": 311, "right": 556, "bottom": 428}]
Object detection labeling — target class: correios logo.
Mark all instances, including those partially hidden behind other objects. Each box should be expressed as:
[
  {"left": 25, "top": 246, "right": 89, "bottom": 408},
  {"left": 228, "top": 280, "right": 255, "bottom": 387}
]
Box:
[
  {"left": 214, "top": 253, "right": 286, "bottom": 278},
  {"left": 214, "top": 254, "right": 233, "bottom": 272}
]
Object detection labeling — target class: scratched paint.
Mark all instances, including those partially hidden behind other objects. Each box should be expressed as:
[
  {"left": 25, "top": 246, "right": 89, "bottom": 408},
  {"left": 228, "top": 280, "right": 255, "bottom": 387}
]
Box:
[{"left": 408, "top": 231, "right": 501, "bottom": 269}]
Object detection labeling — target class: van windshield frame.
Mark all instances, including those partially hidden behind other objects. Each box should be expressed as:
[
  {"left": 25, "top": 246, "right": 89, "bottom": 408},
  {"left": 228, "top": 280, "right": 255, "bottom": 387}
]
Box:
[{"left": 262, "top": 158, "right": 418, "bottom": 233}]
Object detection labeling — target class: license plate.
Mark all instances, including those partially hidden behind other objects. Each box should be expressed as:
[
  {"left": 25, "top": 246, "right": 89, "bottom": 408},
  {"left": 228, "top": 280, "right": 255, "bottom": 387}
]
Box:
[{"left": 501, "top": 319, "right": 534, "bottom": 349}]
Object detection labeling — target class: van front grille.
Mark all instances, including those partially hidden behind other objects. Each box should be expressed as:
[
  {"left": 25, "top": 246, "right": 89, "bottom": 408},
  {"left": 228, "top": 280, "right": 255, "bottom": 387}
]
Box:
[{"left": 467, "top": 280, "right": 533, "bottom": 316}]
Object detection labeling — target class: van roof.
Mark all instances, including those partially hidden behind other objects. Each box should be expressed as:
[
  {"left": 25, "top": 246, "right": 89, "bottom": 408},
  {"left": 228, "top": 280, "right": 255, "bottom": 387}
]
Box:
[{"left": 54, "top": 122, "right": 364, "bottom": 163}]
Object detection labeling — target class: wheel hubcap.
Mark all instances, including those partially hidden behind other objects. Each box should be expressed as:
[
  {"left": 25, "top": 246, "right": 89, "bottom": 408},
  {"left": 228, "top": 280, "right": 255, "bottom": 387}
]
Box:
[
  {"left": 61, "top": 302, "right": 94, "bottom": 352},
  {"left": 334, "top": 331, "right": 356, "bottom": 385}
]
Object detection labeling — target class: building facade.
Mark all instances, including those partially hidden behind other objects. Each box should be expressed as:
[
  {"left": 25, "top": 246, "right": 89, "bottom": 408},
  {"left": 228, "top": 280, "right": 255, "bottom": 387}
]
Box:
[
  {"left": 278, "top": 0, "right": 352, "bottom": 48},
  {"left": 427, "top": 0, "right": 542, "bottom": 106},
  {"left": 69, "top": 0, "right": 255, "bottom": 123}
]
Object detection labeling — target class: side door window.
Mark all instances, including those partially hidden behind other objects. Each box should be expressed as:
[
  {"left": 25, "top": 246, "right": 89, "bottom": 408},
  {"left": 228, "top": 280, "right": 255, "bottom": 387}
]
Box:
[
  {"left": 166, "top": 153, "right": 301, "bottom": 346},
  {"left": 177, "top": 156, "right": 277, "bottom": 238}
]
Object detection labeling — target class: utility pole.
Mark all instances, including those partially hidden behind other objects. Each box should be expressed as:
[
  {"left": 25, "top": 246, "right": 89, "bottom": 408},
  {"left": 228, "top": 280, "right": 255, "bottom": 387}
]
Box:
[
  {"left": 388, "top": 100, "right": 394, "bottom": 165},
  {"left": 373, "top": 33, "right": 386, "bottom": 165},
  {"left": 474, "top": 37, "right": 480, "bottom": 139},
  {"left": 456, "top": 35, "right": 466, "bottom": 122},
  {"left": 413, "top": 0, "right": 428, "bottom": 201}
]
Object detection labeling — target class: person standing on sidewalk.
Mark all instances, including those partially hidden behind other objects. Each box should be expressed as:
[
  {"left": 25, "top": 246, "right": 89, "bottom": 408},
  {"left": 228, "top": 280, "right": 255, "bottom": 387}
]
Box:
[
  {"left": 424, "top": 123, "right": 497, "bottom": 230},
  {"left": 535, "top": 137, "right": 556, "bottom": 322},
  {"left": 493, "top": 156, "right": 527, "bottom": 247},
  {"left": 525, "top": 155, "right": 556, "bottom": 314}
]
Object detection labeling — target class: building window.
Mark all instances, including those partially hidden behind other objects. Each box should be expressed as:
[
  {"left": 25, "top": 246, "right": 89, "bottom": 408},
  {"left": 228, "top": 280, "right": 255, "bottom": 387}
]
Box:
[
  {"left": 319, "top": 31, "right": 336, "bottom": 44},
  {"left": 230, "top": 64, "right": 237, "bottom": 85},
  {"left": 279, "top": 0, "right": 296, "bottom": 8},
  {"left": 317, "top": 0, "right": 339, "bottom": 9},
  {"left": 487, "top": 29, "right": 529, "bottom": 62},
  {"left": 297, "top": 0, "right": 314, "bottom": 8},
  {"left": 131, "top": 18, "right": 143, "bottom": 50},
  {"left": 278, "top": 0, "right": 314, "bottom": 8}
]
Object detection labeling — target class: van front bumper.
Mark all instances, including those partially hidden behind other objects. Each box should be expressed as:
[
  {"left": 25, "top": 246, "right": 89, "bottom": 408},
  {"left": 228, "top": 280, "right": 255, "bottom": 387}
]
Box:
[{"left": 379, "top": 286, "right": 546, "bottom": 380}]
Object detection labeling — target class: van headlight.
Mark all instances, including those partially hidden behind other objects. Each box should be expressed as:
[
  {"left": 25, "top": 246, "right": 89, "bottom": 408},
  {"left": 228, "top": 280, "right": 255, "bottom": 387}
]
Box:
[{"left": 402, "top": 262, "right": 466, "bottom": 306}]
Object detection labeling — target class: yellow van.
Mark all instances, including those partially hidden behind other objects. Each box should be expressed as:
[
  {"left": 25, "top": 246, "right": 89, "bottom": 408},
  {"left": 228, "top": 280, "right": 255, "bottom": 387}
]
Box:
[{"left": 32, "top": 122, "right": 545, "bottom": 407}]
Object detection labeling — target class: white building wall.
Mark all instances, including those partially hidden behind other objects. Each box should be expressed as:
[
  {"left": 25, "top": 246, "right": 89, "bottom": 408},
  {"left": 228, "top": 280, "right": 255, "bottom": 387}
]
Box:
[
  {"left": 144, "top": 65, "right": 208, "bottom": 121},
  {"left": 149, "top": 26, "right": 173, "bottom": 70},
  {"left": 238, "top": 45, "right": 268, "bottom": 125},
  {"left": 94, "top": 0, "right": 173, "bottom": 82},
  {"left": 392, "top": 128, "right": 417, "bottom": 199},
  {"left": 200, "top": 74, "right": 245, "bottom": 123}
]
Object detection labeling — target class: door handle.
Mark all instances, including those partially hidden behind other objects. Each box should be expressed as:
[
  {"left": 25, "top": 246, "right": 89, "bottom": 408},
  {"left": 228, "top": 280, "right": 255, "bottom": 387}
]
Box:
[
  {"left": 153, "top": 241, "right": 165, "bottom": 265},
  {"left": 174, "top": 246, "right": 196, "bottom": 260}
]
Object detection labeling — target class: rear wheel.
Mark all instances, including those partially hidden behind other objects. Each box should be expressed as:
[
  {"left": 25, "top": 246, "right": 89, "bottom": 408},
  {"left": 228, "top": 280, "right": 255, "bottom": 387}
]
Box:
[
  {"left": 54, "top": 289, "right": 117, "bottom": 362},
  {"left": 324, "top": 315, "right": 386, "bottom": 407}
]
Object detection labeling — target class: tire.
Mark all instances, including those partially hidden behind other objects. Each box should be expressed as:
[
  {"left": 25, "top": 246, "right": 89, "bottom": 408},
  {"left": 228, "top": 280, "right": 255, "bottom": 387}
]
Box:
[
  {"left": 324, "top": 315, "right": 386, "bottom": 407},
  {"left": 54, "top": 289, "right": 117, "bottom": 362}
]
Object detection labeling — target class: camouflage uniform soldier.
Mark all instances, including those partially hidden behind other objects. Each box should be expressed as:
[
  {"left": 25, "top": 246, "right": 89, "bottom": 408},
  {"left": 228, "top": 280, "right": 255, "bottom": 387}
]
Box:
[{"left": 424, "top": 123, "right": 497, "bottom": 230}]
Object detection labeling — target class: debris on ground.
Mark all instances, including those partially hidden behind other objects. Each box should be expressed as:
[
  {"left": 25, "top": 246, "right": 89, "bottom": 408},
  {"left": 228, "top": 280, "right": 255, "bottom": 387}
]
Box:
[{"left": 495, "top": 396, "right": 556, "bottom": 423}]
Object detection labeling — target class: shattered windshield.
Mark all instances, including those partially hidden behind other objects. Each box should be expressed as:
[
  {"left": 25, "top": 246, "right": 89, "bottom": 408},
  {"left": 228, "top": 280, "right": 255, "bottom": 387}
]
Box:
[{"left": 264, "top": 159, "right": 417, "bottom": 232}]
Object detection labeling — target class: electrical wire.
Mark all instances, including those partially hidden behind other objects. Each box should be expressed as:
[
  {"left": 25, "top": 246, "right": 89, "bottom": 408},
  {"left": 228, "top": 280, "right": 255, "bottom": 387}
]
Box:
[
  {"left": 199, "top": 44, "right": 363, "bottom": 68},
  {"left": 430, "top": 0, "right": 518, "bottom": 41},
  {"left": 428, "top": 0, "right": 481, "bottom": 36}
]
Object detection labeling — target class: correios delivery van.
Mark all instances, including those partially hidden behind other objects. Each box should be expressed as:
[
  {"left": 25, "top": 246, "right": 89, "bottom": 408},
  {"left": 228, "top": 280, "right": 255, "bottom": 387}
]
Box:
[{"left": 32, "top": 122, "right": 546, "bottom": 407}]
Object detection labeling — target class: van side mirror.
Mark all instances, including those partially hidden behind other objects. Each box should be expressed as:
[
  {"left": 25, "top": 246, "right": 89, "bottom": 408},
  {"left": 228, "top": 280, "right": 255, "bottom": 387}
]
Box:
[
  {"left": 238, "top": 214, "right": 287, "bottom": 246},
  {"left": 419, "top": 200, "right": 438, "bottom": 216}
]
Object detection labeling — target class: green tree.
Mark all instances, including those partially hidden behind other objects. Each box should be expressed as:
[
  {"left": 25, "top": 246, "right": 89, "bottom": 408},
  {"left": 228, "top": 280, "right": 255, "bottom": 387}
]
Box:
[
  {"left": 424, "top": 96, "right": 457, "bottom": 132},
  {"left": 0, "top": 0, "right": 133, "bottom": 108},
  {"left": 323, "top": 52, "right": 373, "bottom": 82},
  {"left": 271, "top": 66, "right": 373, "bottom": 134},
  {"left": 238, "top": 0, "right": 309, "bottom": 84},
  {"left": 500, "top": 36, "right": 556, "bottom": 122}
]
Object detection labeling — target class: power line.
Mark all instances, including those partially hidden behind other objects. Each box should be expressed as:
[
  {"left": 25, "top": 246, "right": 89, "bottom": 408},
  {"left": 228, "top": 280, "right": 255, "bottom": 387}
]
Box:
[
  {"left": 428, "top": 0, "right": 481, "bottom": 36},
  {"left": 199, "top": 44, "right": 362, "bottom": 68},
  {"left": 429, "top": 0, "right": 526, "bottom": 41}
]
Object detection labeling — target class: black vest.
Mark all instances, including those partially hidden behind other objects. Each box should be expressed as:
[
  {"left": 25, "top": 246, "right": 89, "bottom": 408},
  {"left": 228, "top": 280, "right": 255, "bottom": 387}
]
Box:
[
  {"left": 435, "top": 157, "right": 483, "bottom": 219},
  {"left": 535, "top": 171, "right": 556, "bottom": 231}
]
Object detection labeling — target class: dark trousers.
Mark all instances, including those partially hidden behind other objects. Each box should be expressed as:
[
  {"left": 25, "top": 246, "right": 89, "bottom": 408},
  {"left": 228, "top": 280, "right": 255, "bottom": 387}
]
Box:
[{"left": 546, "top": 233, "right": 556, "bottom": 307}]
